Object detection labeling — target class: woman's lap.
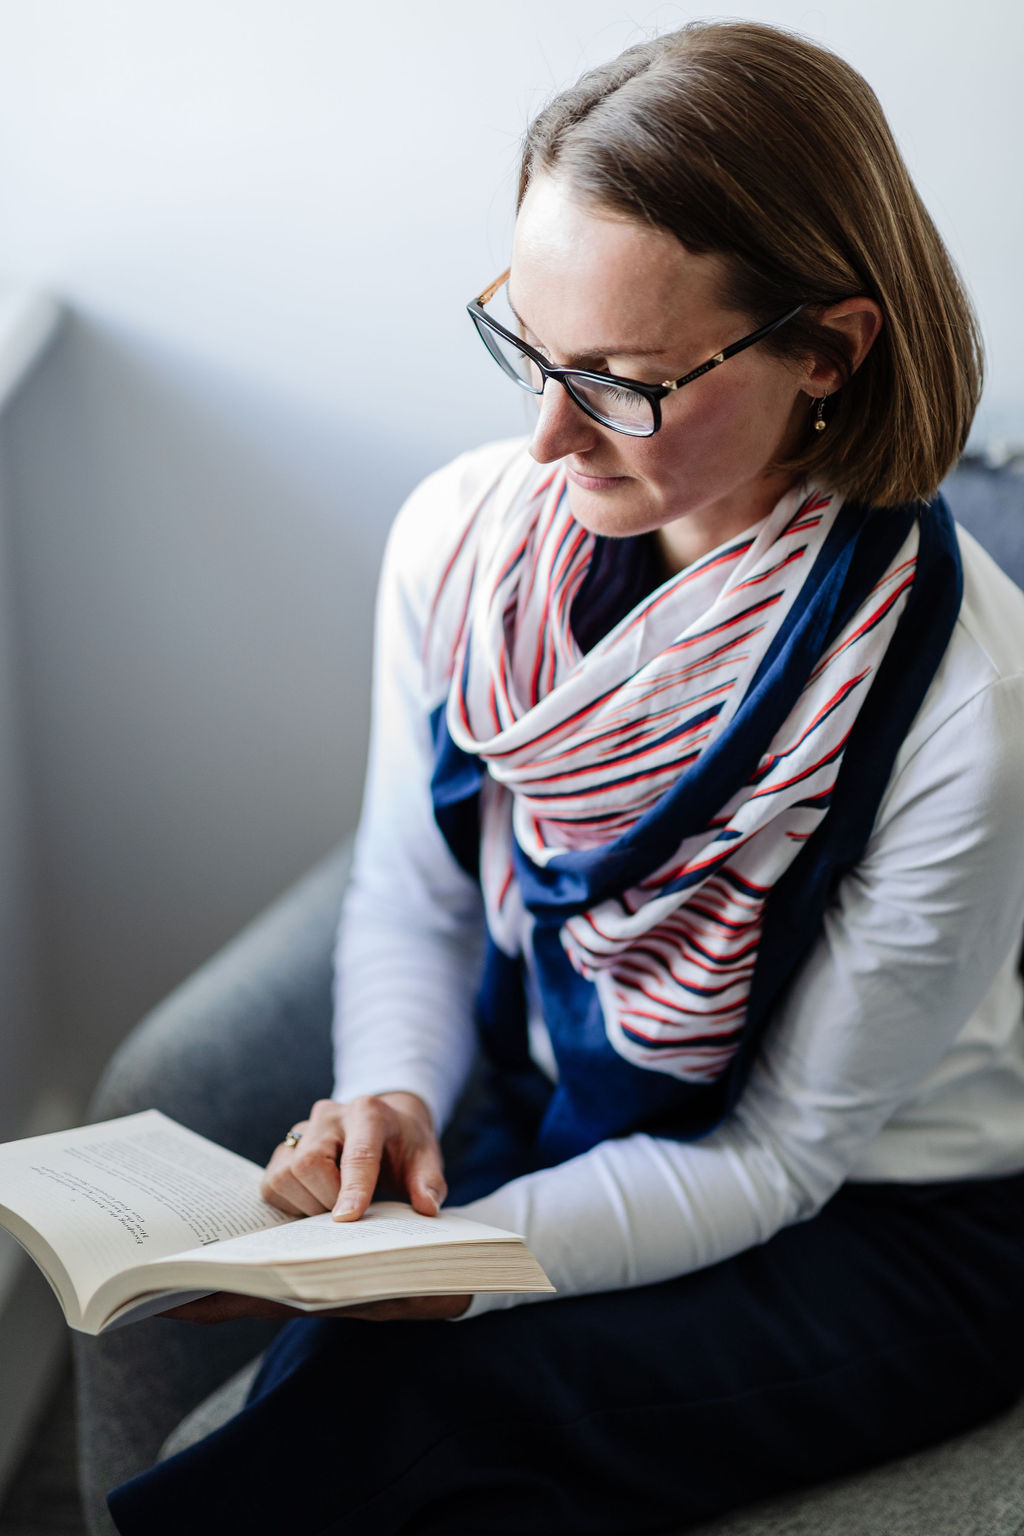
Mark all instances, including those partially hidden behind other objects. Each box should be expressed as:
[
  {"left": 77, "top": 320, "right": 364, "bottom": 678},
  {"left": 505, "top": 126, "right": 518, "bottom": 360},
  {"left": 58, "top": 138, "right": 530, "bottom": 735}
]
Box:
[{"left": 107, "top": 1168, "right": 1024, "bottom": 1536}]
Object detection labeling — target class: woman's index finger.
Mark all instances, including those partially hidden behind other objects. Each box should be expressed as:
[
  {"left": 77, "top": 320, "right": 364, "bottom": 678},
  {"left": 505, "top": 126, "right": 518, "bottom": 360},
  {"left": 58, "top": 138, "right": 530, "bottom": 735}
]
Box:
[{"left": 333, "top": 1102, "right": 387, "bottom": 1220}]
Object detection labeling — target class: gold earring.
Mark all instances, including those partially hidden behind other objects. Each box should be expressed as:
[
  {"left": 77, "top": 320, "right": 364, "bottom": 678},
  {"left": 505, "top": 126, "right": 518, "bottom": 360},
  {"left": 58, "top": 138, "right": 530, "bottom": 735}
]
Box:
[{"left": 814, "top": 392, "right": 829, "bottom": 432}]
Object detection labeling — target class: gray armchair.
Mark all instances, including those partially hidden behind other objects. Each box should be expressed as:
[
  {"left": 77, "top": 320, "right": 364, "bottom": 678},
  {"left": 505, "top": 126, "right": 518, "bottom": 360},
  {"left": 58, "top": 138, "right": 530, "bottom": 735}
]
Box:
[
  {"left": 73, "top": 843, "right": 349, "bottom": 1536},
  {"left": 74, "top": 463, "right": 1024, "bottom": 1536}
]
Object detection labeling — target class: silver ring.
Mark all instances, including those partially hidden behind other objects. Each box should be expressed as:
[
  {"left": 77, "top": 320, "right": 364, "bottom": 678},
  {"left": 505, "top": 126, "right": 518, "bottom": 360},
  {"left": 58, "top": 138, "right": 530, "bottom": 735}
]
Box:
[{"left": 283, "top": 1130, "right": 302, "bottom": 1148}]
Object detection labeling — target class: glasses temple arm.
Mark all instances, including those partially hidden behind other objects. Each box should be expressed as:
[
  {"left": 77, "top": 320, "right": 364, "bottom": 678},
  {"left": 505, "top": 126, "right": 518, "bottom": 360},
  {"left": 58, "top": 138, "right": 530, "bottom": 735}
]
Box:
[{"left": 475, "top": 269, "right": 511, "bottom": 307}]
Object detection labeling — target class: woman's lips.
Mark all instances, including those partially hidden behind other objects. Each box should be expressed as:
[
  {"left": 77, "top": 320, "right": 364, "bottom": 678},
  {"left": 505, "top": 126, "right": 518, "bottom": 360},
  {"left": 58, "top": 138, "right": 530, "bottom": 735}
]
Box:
[{"left": 565, "top": 463, "right": 628, "bottom": 491}]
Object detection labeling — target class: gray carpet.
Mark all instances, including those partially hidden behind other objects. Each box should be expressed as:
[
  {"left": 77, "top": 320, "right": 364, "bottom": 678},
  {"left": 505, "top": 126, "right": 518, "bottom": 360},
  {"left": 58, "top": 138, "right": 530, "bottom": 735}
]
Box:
[{"left": 0, "top": 1364, "right": 86, "bottom": 1536}]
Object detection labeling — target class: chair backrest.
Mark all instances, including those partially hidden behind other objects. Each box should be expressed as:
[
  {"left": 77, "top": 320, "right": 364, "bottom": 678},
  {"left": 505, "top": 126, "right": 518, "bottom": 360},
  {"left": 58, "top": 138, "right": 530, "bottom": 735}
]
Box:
[
  {"left": 941, "top": 462, "right": 1024, "bottom": 589},
  {"left": 943, "top": 461, "right": 1024, "bottom": 976}
]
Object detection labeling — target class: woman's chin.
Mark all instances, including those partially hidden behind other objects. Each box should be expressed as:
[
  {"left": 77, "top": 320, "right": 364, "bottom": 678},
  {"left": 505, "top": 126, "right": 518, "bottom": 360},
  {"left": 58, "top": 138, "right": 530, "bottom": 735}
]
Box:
[{"left": 564, "top": 479, "right": 655, "bottom": 540}]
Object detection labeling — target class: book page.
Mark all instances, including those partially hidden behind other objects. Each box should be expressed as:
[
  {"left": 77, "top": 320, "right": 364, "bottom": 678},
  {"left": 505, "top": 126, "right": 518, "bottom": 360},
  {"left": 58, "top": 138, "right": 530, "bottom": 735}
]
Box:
[
  {"left": 158, "top": 1202, "right": 523, "bottom": 1269},
  {"left": 0, "top": 1110, "right": 292, "bottom": 1307}
]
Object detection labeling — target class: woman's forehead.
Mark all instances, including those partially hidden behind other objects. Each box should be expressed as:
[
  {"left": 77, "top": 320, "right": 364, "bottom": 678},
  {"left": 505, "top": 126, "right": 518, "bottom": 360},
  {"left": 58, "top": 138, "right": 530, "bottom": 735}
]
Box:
[{"left": 510, "top": 173, "right": 736, "bottom": 357}]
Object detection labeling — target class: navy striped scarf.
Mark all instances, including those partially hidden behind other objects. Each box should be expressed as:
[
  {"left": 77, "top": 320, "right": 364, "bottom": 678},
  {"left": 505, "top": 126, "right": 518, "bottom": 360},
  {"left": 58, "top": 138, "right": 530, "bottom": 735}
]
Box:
[{"left": 428, "top": 459, "right": 962, "bottom": 1159}]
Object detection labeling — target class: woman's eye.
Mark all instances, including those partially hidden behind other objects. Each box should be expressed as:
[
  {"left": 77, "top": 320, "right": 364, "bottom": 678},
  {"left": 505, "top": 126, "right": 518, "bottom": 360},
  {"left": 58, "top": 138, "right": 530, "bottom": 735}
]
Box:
[{"left": 598, "top": 382, "right": 641, "bottom": 405}]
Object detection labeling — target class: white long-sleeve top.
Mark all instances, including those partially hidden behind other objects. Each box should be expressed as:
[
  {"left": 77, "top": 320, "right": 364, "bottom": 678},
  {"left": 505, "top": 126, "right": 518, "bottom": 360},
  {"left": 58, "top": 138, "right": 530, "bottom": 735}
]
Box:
[{"left": 332, "top": 440, "right": 1024, "bottom": 1320}]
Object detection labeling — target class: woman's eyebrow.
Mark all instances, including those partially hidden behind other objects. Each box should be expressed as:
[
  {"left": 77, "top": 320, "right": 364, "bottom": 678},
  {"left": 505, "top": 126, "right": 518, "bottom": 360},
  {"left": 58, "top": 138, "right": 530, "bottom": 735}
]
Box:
[{"left": 505, "top": 285, "right": 672, "bottom": 362}]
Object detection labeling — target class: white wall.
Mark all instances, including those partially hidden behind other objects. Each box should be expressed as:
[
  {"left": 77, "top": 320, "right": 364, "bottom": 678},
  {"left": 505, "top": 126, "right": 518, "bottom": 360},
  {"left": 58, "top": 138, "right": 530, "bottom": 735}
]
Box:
[
  {"left": 0, "top": 440, "right": 39, "bottom": 1132},
  {"left": 0, "top": 0, "right": 1020, "bottom": 1103},
  {"left": 0, "top": 294, "right": 61, "bottom": 1137}
]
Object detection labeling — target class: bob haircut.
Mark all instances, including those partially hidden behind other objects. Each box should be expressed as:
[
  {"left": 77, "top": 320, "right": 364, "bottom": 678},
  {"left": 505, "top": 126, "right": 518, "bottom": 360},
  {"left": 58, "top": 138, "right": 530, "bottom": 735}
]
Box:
[{"left": 518, "top": 21, "right": 983, "bottom": 509}]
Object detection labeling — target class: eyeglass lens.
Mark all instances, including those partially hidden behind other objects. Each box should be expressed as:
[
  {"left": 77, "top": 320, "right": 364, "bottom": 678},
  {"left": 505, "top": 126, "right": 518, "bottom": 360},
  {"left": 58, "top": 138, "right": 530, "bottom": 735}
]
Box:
[
  {"left": 565, "top": 375, "right": 655, "bottom": 435},
  {"left": 470, "top": 308, "right": 656, "bottom": 436},
  {"left": 472, "top": 313, "right": 543, "bottom": 391}
]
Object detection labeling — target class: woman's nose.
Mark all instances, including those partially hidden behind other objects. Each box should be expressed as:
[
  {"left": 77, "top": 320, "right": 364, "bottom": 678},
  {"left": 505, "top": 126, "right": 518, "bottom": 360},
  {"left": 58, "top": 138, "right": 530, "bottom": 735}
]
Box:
[{"left": 528, "top": 380, "right": 602, "bottom": 464}]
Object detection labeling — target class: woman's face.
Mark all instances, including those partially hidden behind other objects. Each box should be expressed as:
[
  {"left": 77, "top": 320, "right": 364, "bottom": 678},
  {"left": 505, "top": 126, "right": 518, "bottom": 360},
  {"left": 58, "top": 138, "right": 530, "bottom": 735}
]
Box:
[{"left": 509, "top": 174, "right": 815, "bottom": 572}]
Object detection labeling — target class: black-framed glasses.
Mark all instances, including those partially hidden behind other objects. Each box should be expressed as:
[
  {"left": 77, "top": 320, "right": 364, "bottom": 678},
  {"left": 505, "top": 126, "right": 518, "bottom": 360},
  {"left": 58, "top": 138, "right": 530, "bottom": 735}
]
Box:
[{"left": 467, "top": 268, "right": 804, "bottom": 438}]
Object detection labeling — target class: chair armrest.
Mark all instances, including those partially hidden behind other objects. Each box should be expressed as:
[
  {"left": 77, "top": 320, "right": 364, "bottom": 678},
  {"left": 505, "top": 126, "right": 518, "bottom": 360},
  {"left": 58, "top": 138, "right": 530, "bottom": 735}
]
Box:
[{"left": 89, "top": 839, "right": 353, "bottom": 1166}]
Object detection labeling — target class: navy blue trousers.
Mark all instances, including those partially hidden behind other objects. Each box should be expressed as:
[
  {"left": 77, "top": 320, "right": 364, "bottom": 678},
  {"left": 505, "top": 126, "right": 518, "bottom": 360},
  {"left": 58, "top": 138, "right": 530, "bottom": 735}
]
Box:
[{"left": 107, "top": 1151, "right": 1024, "bottom": 1536}]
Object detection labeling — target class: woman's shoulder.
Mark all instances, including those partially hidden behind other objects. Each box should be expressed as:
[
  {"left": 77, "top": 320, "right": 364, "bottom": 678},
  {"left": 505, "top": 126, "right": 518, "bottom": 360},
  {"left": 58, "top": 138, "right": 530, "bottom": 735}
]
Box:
[
  {"left": 376, "top": 437, "right": 538, "bottom": 692},
  {"left": 385, "top": 436, "right": 533, "bottom": 582},
  {"left": 955, "top": 523, "right": 1024, "bottom": 680},
  {"left": 890, "top": 522, "right": 1024, "bottom": 779}
]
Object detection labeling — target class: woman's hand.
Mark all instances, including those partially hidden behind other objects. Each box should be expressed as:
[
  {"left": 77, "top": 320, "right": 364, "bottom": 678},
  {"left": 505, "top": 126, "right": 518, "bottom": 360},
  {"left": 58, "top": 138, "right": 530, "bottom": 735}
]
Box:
[
  {"left": 160, "top": 1092, "right": 468, "bottom": 1324},
  {"left": 260, "top": 1091, "right": 446, "bottom": 1221},
  {"left": 160, "top": 1292, "right": 472, "bottom": 1324}
]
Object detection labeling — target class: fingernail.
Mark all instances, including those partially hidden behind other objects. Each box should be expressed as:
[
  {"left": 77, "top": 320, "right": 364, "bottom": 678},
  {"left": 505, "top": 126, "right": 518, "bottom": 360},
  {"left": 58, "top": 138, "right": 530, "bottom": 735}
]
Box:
[
  {"left": 425, "top": 1187, "right": 443, "bottom": 1212},
  {"left": 333, "top": 1198, "right": 359, "bottom": 1219}
]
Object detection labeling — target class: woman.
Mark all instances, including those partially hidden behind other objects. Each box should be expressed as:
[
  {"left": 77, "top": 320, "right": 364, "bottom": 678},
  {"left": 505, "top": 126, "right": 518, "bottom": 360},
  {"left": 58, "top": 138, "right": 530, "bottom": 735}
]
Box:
[{"left": 109, "top": 20, "right": 1024, "bottom": 1536}]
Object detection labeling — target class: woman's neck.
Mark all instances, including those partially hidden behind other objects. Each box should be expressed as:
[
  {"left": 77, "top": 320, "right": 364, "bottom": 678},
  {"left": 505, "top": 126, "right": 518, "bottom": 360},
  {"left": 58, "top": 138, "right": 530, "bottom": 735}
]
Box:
[{"left": 653, "top": 470, "right": 799, "bottom": 574}]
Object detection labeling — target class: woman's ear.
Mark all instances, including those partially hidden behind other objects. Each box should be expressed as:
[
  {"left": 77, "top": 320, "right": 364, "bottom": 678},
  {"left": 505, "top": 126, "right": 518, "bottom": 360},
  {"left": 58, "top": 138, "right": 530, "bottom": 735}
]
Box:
[{"left": 803, "top": 297, "right": 884, "bottom": 395}]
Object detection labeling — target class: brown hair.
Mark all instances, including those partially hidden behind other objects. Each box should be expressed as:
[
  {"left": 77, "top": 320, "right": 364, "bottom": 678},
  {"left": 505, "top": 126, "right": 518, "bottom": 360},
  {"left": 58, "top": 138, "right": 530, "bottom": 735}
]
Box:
[{"left": 518, "top": 21, "right": 982, "bottom": 507}]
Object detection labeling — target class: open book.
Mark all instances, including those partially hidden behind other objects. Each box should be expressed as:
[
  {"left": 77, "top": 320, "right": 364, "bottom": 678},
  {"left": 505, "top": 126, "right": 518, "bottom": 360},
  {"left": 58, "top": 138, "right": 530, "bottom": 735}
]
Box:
[{"left": 0, "top": 1110, "right": 554, "bottom": 1333}]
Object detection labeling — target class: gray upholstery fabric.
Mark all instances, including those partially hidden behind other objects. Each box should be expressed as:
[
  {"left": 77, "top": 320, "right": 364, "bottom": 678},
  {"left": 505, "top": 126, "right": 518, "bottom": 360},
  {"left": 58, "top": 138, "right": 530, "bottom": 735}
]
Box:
[
  {"left": 74, "top": 465, "right": 1024, "bottom": 1534},
  {"left": 685, "top": 1395, "right": 1024, "bottom": 1536},
  {"left": 157, "top": 1357, "right": 264, "bottom": 1464},
  {"left": 941, "top": 461, "right": 1024, "bottom": 578}
]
